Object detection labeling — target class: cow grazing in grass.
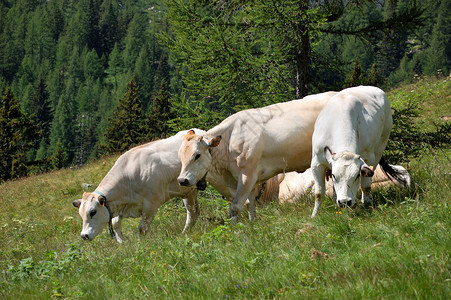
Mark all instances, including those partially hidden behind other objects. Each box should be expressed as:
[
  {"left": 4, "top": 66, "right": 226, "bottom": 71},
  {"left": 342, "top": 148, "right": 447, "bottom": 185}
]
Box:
[
  {"left": 258, "top": 164, "right": 411, "bottom": 205},
  {"left": 310, "top": 86, "right": 406, "bottom": 218},
  {"left": 177, "top": 91, "right": 338, "bottom": 223},
  {"left": 72, "top": 129, "right": 206, "bottom": 243}
]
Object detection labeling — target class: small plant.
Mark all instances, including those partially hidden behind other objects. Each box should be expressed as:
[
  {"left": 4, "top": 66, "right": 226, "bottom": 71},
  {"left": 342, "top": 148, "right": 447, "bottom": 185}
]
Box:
[{"left": 7, "top": 244, "right": 81, "bottom": 281}]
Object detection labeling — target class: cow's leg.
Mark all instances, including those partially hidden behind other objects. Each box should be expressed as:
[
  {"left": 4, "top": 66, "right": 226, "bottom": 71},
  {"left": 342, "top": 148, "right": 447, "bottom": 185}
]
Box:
[
  {"left": 247, "top": 188, "right": 257, "bottom": 221},
  {"left": 361, "top": 176, "right": 373, "bottom": 207},
  {"left": 311, "top": 164, "right": 327, "bottom": 218},
  {"left": 182, "top": 190, "right": 200, "bottom": 233},
  {"left": 112, "top": 216, "right": 126, "bottom": 243},
  {"left": 230, "top": 171, "right": 258, "bottom": 224},
  {"left": 138, "top": 199, "right": 160, "bottom": 235}
]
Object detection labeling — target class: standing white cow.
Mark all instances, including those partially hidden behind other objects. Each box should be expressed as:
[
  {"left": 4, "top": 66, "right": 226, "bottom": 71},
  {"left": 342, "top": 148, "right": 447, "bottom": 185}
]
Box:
[
  {"left": 177, "top": 91, "right": 338, "bottom": 223},
  {"left": 310, "top": 86, "right": 403, "bottom": 218},
  {"left": 72, "top": 129, "right": 206, "bottom": 243}
]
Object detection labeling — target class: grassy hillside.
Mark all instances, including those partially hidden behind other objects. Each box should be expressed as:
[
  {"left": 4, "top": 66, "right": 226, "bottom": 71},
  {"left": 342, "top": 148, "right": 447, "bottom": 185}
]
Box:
[{"left": 1, "top": 78, "right": 450, "bottom": 299}]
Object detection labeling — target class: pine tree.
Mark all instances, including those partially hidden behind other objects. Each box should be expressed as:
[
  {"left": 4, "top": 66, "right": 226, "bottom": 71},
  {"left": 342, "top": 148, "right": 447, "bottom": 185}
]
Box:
[
  {"left": 141, "top": 80, "right": 174, "bottom": 141},
  {"left": 103, "top": 77, "right": 143, "bottom": 153},
  {"left": 50, "top": 140, "right": 68, "bottom": 170},
  {"left": 424, "top": 0, "right": 451, "bottom": 76},
  {"left": 46, "top": 1, "right": 64, "bottom": 42},
  {"left": 74, "top": 77, "right": 102, "bottom": 165},
  {"left": 27, "top": 76, "right": 53, "bottom": 163},
  {"left": 0, "top": 87, "right": 40, "bottom": 182},
  {"left": 28, "top": 76, "right": 52, "bottom": 140},
  {"left": 123, "top": 13, "right": 148, "bottom": 71},
  {"left": 153, "top": 54, "right": 170, "bottom": 95},
  {"left": 99, "top": 1, "right": 118, "bottom": 56},
  {"left": 134, "top": 44, "right": 155, "bottom": 110},
  {"left": 107, "top": 43, "right": 123, "bottom": 90},
  {"left": 345, "top": 60, "right": 364, "bottom": 87},
  {"left": 49, "top": 78, "right": 78, "bottom": 165},
  {"left": 83, "top": 48, "right": 104, "bottom": 80},
  {"left": 0, "top": 2, "right": 29, "bottom": 82},
  {"left": 84, "top": 0, "right": 101, "bottom": 54},
  {"left": 164, "top": 0, "right": 425, "bottom": 108},
  {"left": 377, "top": 0, "right": 409, "bottom": 77},
  {"left": 367, "top": 63, "right": 385, "bottom": 87}
]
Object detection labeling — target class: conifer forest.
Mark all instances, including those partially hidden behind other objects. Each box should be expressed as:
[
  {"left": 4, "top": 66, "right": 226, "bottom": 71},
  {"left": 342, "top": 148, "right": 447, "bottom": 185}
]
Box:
[{"left": 0, "top": 0, "right": 450, "bottom": 182}]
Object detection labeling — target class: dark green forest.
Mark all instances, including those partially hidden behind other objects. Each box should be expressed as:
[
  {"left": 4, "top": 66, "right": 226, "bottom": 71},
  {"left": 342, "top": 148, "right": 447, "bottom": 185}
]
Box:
[{"left": 0, "top": 0, "right": 450, "bottom": 182}]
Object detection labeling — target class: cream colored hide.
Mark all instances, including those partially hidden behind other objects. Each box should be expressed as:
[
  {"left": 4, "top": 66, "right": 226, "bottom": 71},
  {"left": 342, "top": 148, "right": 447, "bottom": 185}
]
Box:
[
  {"left": 177, "top": 91, "right": 338, "bottom": 224},
  {"left": 259, "top": 164, "right": 411, "bottom": 205},
  {"left": 72, "top": 129, "right": 206, "bottom": 243},
  {"left": 310, "top": 86, "right": 393, "bottom": 217}
]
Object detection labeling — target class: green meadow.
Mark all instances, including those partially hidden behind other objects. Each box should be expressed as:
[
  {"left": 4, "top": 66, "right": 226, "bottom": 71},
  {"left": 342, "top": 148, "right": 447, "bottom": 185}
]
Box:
[{"left": 1, "top": 78, "right": 450, "bottom": 299}]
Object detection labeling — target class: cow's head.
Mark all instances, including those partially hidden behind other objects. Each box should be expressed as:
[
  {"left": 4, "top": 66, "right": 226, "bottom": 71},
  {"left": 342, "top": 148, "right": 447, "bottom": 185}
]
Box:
[
  {"left": 324, "top": 147, "right": 374, "bottom": 207},
  {"left": 177, "top": 130, "right": 221, "bottom": 187},
  {"left": 72, "top": 192, "right": 110, "bottom": 241}
]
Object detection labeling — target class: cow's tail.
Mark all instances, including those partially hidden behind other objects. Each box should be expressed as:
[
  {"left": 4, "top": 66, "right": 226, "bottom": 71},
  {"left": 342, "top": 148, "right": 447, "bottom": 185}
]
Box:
[
  {"left": 378, "top": 157, "right": 409, "bottom": 187},
  {"left": 256, "top": 174, "right": 284, "bottom": 206}
]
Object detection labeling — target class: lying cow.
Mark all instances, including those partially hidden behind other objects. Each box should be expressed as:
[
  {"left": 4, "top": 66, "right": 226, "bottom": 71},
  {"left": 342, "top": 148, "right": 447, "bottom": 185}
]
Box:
[
  {"left": 177, "top": 91, "right": 338, "bottom": 223},
  {"left": 258, "top": 164, "right": 411, "bottom": 205},
  {"left": 310, "top": 86, "right": 406, "bottom": 218},
  {"left": 73, "top": 129, "right": 206, "bottom": 243}
]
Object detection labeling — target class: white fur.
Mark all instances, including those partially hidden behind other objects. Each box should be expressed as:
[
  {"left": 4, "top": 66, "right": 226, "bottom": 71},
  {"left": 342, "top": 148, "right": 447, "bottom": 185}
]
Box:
[
  {"left": 275, "top": 164, "right": 410, "bottom": 203},
  {"left": 74, "top": 129, "right": 205, "bottom": 242},
  {"left": 177, "top": 92, "right": 338, "bottom": 223},
  {"left": 310, "top": 86, "right": 393, "bottom": 217}
]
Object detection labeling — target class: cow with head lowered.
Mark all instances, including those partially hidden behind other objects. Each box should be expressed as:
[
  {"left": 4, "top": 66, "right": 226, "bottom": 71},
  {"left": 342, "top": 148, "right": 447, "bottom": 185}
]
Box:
[
  {"left": 258, "top": 164, "right": 411, "bottom": 205},
  {"left": 177, "top": 91, "right": 338, "bottom": 223},
  {"left": 310, "top": 86, "right": 404, "bottom": 218},
  {"left": 72, "top": 129, "right": 206, "bottom": 243}
]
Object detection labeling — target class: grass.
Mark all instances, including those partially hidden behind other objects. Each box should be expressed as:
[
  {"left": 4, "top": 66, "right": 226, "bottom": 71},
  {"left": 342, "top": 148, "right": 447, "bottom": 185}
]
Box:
[
  {"left": 388, "top": 77, "right": 451, "bottom": 130},
  {"left": 1, "top": 78, "right": 450, "bottom": 299}
]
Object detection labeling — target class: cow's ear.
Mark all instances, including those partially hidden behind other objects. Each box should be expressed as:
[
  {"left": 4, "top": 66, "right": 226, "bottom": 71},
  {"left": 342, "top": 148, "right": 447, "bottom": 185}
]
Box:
[
  {"left": 98, "top": 195, "right": 107, "bottom": 207},
  {"left": 184, "top": 130, "right": 196, "bottom": 139},
  {"left": 205, "top": 135, "right": 221, "bottom": 147},
  {"left": 361, "top": 165, "right": 374, "bottom": 177},
  {"left": 73, "top": 199, "right": 81, "bottom": 208},
  {"left": 323, "top": 146, "right": 334, "bottom": 163}
]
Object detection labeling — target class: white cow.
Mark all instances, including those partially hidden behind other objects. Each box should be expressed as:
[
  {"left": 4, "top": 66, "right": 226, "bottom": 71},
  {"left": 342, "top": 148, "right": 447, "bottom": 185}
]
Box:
[
  {"left": 258, "top": 164, "right": 411, "bottom": 205},
  {"left": 310, "top": 86, "right": 403, "bottom": 218},
  {"left": 177, "top": 91, "right": 338, "bottom": 223},
  {"left": 72, "top": 129, "right": 206, "bottom": 243}
]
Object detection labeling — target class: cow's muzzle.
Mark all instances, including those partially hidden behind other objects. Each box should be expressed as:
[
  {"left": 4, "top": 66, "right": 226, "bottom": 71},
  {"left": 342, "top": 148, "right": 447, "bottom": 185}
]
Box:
[
  {"left": 178, "top": 178, "right": 191, "bottom": 186},
  {"left": 81, "top": 233, "right": 91, "bottom": 241},
  {"left": 337, "top": 199, "right": 354, "bottom": 208}
]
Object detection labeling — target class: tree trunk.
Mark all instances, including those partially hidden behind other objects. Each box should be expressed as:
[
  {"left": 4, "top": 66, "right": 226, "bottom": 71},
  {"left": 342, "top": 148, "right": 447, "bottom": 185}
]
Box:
[{"left": 295, "top": 1, "right": 310, "bottom": 99}]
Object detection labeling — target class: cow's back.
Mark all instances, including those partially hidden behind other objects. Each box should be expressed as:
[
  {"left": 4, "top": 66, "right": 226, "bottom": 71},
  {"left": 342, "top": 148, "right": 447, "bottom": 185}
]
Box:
[
  {"left": 98, "top": 129, "right": 205, "bottom": 202},
  {"left": 208, "top": 91, "right": 338, "bottom": 178},
  {"left": 312, "top": 86, "right": 392, "bottom": 166}
]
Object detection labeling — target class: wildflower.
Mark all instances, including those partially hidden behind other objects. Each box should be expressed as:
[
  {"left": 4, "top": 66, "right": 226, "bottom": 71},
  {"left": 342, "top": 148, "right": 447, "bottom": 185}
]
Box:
[{"left": 336, "top": 211, "right": 342, "bottom": 214}]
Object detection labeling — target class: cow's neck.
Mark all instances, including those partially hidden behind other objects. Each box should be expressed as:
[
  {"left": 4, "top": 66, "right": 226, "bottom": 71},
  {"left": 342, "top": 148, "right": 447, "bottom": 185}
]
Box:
[
  {"left": 206, "top": 124, "right": 232, "bottom": 170},
  {"left": 329, "top": 118, "right": 359, "bottom": 154},
  {"left": 94, "top": 167, "right": 129, "bottom": 213},
  {"left": 209, "top": 142, "right": 229, "bottom": 173}
]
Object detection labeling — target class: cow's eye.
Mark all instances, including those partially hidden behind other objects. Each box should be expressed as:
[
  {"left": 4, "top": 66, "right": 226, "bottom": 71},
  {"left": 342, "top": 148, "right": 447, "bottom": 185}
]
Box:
[
  {"left": 194, "top": 153, "right": 201, "bottom": 161},
  {"left": 89, "top": 210, "right": 97, "bottom": 218}
]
